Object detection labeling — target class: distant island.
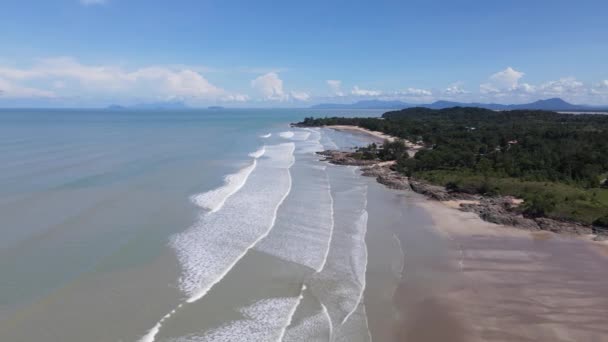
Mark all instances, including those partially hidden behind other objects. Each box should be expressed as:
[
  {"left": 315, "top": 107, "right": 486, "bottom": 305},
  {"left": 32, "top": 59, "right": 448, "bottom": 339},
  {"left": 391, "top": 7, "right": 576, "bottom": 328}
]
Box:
[
  {"left": 311, "top": 98, "right": 608, "bottom": 112},
  {"left": 296, "top": 107, "right": 608, "bottom": 237}
]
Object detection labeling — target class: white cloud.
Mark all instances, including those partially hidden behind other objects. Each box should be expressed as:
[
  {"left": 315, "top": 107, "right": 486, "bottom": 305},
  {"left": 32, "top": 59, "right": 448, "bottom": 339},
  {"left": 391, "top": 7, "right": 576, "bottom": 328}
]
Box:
[
  {"left": 0, "top": 57, "right": 247, "bottom": 103},
  {"left": 80, "top": 0, "right": 107, "bottom": 5},
  {"left": 251, "top": 72, "right": 286, "bottom": 101},
  {"left": 490, "top": 67, "right": 525, "bottom": 89},
  {"left": 591, "top": 80, "right": 608, "bottom": 95},
  {"left": 397, "top": 87, "right": 432, "bottom": 97},
  {"left": 250, "top": 72, "right": 309, "bottom": 101},
  {"left": 326, "top": 80, "right": 344, "bottom": 96},
  {"left": 220, "top": 94, "right": 249, "bottom": 102},
  {"left": 444, "top": 82, "right": 468, "bottom": 95},
  {"left": 537, "top": 77, "right": 584, "bottom": 96},
  {"left": 289, "top": 91, "right": 310, "bottom": 101},
  {"left": 480, "top": 67, "right": 526, "bottom": 94},
  {"left": 0, "top": 78, "right": 56, "bottom": 98},
  {"left": 351, "top": 86, "right": 381, "bottom": 96}
]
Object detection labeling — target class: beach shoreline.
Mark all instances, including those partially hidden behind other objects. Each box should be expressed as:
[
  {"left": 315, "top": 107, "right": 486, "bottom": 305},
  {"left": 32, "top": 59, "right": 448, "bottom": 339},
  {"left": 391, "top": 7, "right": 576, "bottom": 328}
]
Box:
[{"left": 324, "top": 126, "right": 608, "bottom": 341}]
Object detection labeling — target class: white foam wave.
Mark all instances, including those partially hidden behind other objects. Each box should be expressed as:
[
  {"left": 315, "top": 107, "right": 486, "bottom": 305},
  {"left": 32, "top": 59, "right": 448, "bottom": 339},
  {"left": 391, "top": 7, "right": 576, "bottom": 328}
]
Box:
[
  {"left": 171, "top": 287, "right": 306, "bottom": 342},
  {"left": 308, "top": 167, "right": 370, "bottom": 335},
  {"left": 296, "top": 129, "right": 323, "bottom": 154},
  {"left": 334, "top": 302, "right": 372, "bottom": 342},
  {"left": 279, "top": 131, "right": 295, "bottom": 139},
  {"left": 254, "top": 154, "right": 333, "bottom": 272},
  {"left": 138, "top": 143, "right": 295, "bottom": 342},
  {"left": 290, "top": 131, "right": 312, "bottom": 141},
  {"left": 260, "top": 133, "right": 272, "bottom": 138},
  {"left": 319, "top": 128, "right": 339, "bottom": 150},
  {"left": 191, "top": 162, "right": 256, "bottom": 213},
  {"left": 191, "top": 147, "right": 265, "bottom": 213},
  {"left": 249, "top": 146, "right": 266, "bottom": 158},
  {"left": 175, "top": 142, "right": 295, "bottom": 301},
  {"left": 282, "top": 303, "right": 332, "bottom": 342}
]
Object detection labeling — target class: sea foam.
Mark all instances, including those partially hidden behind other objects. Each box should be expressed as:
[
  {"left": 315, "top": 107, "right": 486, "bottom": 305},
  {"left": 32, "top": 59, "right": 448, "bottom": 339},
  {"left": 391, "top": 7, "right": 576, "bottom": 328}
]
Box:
[
  {"left": 173, "top": 142, "right": 295, "bottom": 301},
  {"left": 138, "top": 143, "right": 294, "bottom": 342},
  {"left": 279, "top": 131, "right": 295, "bottom": 139},
  {"left": 170, "top": 287, "right": 306, "bottom": 342},
  {"left": 260, "top": 133, "right": 272, "bottom": 138},
  {"left": 255, "top": 131, "right": 333, "bottom": 271},
  {"left": 307, "top": 166, "right": 370, "bottom": 336},
  {"left": 190, "top": 147, "right": 265, "bottom": 213}
]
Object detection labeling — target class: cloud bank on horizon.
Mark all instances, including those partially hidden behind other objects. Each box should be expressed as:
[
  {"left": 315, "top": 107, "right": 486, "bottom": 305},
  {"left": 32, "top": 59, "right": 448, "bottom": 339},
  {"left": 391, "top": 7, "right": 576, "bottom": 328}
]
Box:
[
  {"left": 0, "top": 1, "right": 607, "bottom": 107},
  {"left": 1, "top": 59, "right": 606, "bottom": 107}
]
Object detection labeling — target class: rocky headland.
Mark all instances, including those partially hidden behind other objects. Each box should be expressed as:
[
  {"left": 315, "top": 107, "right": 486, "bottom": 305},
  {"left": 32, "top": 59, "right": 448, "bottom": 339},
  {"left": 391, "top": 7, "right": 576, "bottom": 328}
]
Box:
[{"left": 317, "top": 149, "right": 607, "bottom": 240}]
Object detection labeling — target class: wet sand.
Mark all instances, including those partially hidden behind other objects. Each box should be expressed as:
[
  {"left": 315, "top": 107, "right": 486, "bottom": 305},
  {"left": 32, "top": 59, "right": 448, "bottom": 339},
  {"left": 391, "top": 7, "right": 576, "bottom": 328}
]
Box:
[{"left": 384, "top": 195, "right": 608, "bottom": 341}]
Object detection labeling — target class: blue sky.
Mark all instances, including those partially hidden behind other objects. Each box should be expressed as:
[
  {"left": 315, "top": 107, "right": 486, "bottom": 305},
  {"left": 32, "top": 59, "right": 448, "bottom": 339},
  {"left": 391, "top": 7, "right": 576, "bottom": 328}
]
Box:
[{"left": 1, "top": 0, "right": 607, "bottom": 107}]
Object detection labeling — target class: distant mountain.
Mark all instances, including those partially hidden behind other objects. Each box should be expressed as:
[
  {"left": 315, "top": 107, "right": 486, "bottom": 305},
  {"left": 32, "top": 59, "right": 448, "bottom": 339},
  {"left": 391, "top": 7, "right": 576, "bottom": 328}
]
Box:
[
  {"left": 311, "top": 100, "right": 412, "bottom": 109},
  {"left": 311, "top": 98, "right": 608, "bottom": 112},
  {"left": 427, "top": 98, "right": 590, "bottom": 111}
]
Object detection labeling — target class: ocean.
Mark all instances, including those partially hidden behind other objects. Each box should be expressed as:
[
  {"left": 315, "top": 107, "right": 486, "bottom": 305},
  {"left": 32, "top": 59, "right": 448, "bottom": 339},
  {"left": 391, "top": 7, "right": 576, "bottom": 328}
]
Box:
[{"left": 0, "top": 108, "right": 405, "bottom": 342}]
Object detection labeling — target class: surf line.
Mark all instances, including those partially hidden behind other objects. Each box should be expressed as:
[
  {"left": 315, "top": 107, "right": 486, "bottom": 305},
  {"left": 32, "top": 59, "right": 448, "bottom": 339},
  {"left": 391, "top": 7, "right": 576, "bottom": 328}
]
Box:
[
  {"left": 341, "top": 200, "right": 369, "bottom": 327},
  {"left": 138, "top": 145, "right": 295, "bottom": 342},
  {"left": 275, "top": 284, "right": 307, "bottom": 342},
  {"left": 282, "top": 165, "right": 336, "bottom": 341},
  {"left": 191, "top": 146, "right": 265, "bottom": 213}
]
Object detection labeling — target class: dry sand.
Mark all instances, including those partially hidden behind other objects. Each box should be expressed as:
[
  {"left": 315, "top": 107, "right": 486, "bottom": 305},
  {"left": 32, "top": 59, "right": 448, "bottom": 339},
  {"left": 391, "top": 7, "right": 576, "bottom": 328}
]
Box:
[{"left": 326, "top": 125, "right": 424, "bottom": 156}]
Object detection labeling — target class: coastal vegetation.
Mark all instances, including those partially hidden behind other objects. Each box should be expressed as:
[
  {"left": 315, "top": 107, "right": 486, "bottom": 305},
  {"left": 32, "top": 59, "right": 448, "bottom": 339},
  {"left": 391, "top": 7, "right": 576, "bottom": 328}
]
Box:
[{"left": 298, "top": 107, "right": 608, "bottom": 226}]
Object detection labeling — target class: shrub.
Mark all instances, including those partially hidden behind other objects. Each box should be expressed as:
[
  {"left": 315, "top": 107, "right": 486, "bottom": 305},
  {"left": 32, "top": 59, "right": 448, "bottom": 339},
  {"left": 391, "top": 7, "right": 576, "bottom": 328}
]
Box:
[{"left": 523, "top": 193, "right": 556, "bottom": 217}]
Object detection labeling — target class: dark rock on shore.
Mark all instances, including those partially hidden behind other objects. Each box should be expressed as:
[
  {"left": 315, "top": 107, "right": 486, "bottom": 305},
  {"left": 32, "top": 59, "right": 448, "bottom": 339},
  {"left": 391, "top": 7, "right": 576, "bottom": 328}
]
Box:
[
  {"left": 361, "top": 165, "right": 410, "bottom": 190},
  {"left": 459, "top": 199, "right": 540, "bottom": 230},
  {"left": 316, "top": 150, "right": 377, "bottom": 166},
  {"left": 409, "top": 179, "right": 451, "bottom": 201},
  {"left": 534, "top": 218, "right": 593, "bottom": 235},
  {"left": 317, "top": 149, "right": 598, "bottom": 237}
]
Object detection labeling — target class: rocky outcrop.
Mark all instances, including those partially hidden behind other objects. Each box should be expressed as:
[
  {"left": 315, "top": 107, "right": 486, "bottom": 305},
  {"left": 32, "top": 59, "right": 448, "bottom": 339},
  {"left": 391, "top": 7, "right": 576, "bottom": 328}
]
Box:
[
  {"left": 409, "top": 179, "right": 451, "bottom": 201},
  {"left": 316, "top": 150, "right": 377, "bottom": 166},
  {"left": 459, "top": 199, "right": 540, "bottom": 230},
  {"left": 458, "top": 198, "right": 594, "bottom": 234},
  {"left": 318, "top": 149, "right": 598, "bottom": 237},
  {"left": 534, "top": 218, "right": 593, "bottom": 235}
]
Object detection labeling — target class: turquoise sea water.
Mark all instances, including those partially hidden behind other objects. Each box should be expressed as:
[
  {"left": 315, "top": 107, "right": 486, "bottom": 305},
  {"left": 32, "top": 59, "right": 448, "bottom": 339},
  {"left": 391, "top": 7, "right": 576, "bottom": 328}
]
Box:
[{"left": 0, "top": 108, "right": 389, "bottom": 341}]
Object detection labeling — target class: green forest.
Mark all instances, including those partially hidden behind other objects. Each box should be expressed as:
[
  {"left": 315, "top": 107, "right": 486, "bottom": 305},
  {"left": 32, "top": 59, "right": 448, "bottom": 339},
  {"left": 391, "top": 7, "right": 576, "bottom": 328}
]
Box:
[{"left": 298, "top": 107, "right": 608, "bottom": 226}]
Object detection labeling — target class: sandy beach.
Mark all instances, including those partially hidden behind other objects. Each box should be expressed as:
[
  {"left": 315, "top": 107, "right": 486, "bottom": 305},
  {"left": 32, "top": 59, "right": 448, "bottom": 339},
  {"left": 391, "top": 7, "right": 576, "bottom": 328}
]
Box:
[
  {"left": 365, "top": 178, "right": 608, "bottom": 342},
  {"left": 325, "top": 125, "right": 608, "bottom": 341},
  {"left": 326, "top": 125, "right": 424, "bottom": 156}
]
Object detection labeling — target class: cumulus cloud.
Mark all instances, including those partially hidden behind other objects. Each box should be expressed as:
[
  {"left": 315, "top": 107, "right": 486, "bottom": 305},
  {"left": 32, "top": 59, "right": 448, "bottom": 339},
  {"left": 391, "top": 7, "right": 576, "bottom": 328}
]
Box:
[
  {"left": 397, "top": 87, "right": 432, "bottom": 97},
  {"left": 490, "top": 67, "right": 524, "bottom": 88},
  {"left": 0, "top": 78, "right": 56, "bottom": 98},
  {"left": 251, "top": 72, "right": 286, "bottom": 100},
  {"left": 444, "top": 82, "right": 468, "bottom": 95},
  {"left": 475, "top": 67, "right": 606, "bottom": 103},
  {"left": 289, "top": 91, "right": 310, "bottom": 101},
  {"left": 591, "top": 80, "right": 608, "bottom": 95},
  {"left": 351, "top": 86, "right": 381, "bottom": 96},
  {"left": 537, "top": 77, "right": 584, "bottom": 96},
  {"left": 250, "top": 72, "right": 309, "bottom": 101},
  {"left": 220, "top": 94, "right": 249, "bottom": 102},
  {"left": 326, "top": 80, "right": 344, "bottom": 96},
  {"left": 0, "top": 57, "right": 248, "bottom": 103},
  {"left": 480, "top": 67, "right": 530, "bottom": 94}
]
